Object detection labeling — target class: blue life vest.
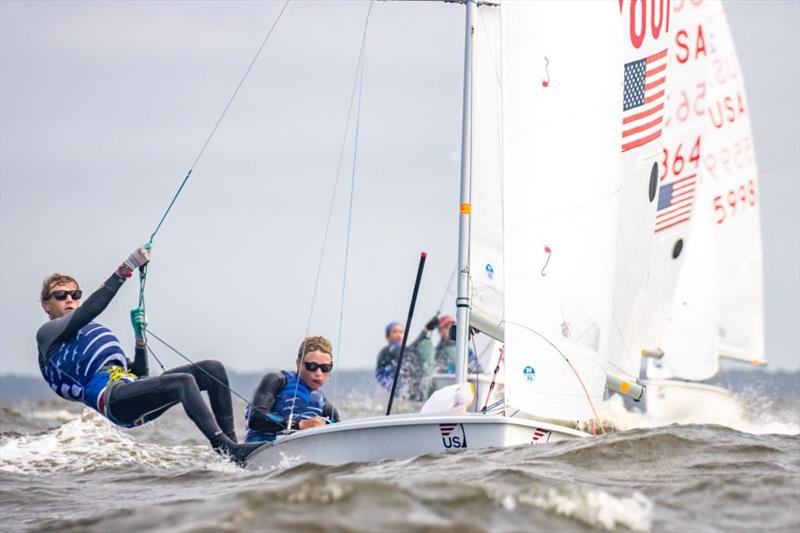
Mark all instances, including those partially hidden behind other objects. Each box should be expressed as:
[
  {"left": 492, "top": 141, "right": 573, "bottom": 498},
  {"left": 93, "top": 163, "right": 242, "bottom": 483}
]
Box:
[
  {"left": 40, "top": 322, "right": 129, "bottom": 413},
  {"left": 244, "top": 371, "right": 327, "bottom": 443}
]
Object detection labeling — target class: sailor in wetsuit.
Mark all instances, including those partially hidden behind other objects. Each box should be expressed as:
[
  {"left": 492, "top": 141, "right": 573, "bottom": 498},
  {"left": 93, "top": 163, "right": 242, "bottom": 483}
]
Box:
[
  {"left": 36, "top": 245, "right": 260, "bottom": 464},
  {"left": 244, "top": 336, "right": 340, "bottom": 443},
  {"left": 374, "top": 320, "right": 435, "bottom": 401}
]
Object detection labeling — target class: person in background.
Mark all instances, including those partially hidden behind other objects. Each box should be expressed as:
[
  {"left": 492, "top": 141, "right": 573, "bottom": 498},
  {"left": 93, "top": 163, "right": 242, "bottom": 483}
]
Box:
[
  {"left": 374, "top": 319, "right": 435, "bottom": 401},
  {"left": 244, "top": 336, "right": 340, "bottom": 443},
  {"left": 36, "top": 245, "right": 261, "bottom": 464},
  {"left": 432, "top": 315, "right": 481, "bottom": 375}
]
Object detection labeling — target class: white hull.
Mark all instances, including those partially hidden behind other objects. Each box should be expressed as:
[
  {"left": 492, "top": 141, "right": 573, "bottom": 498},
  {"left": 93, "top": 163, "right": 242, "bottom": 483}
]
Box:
[
  {"left": 643, "top": 379, "right": 743, "bottom": 424},
  {"left": 246, "top": 413, "right": 587, "bottom": 470}
]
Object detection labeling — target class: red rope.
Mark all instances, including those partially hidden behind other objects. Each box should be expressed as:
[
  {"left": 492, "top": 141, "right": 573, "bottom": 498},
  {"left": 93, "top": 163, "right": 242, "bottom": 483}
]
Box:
[{"left": 481, "top": 346, "right": 505, "bottom": 414}]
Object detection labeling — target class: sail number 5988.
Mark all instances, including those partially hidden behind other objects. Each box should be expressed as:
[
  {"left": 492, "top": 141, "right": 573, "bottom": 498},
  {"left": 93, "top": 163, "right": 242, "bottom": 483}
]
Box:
[{"left": 713, "top": 179, "right": 756, "bottom": 225}]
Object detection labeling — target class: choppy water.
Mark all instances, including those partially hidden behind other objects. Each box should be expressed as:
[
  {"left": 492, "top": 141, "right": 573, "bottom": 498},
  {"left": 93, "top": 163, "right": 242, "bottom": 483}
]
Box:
[{"left": 1, "top": 387, "right": 799, "bottom": 532}]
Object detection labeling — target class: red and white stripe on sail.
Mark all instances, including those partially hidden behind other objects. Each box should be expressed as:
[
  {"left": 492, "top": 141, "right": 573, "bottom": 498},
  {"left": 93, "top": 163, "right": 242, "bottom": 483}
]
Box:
[{"left": 621, "top": 49, "right": 668, "bottom": 152}]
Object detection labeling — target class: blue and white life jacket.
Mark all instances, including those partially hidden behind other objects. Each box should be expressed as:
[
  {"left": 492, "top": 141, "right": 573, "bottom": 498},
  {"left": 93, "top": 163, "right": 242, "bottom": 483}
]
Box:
[
  {"left": 244, "top": 370, "right": 327, "bottom": 443},
  {"left": 40, "top": 322, "right": 130, "bottom": 414}
]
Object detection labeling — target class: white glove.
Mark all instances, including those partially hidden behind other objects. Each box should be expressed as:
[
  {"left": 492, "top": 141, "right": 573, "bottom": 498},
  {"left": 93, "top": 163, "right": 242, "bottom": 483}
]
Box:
[{"left": 117, "top": 244, "right": 151, "bottom": 278}]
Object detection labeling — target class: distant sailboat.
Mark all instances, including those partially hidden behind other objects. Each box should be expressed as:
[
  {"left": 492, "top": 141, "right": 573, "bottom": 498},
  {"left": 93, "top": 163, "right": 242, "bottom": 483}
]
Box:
[
  {"left": 639, "top": 0, "right": 765, "bottom": 422},
  {"left": 247, "top": 0, "right": 672, "bottom": 469}
]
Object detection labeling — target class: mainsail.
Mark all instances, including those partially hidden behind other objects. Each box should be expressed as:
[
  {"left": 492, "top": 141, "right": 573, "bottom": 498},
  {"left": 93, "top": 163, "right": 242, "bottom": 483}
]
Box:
[
  {"left": 466, "top": 0, "right": 672, "bottom": 421},
  {"left": 647, "top": 0, "right": 765, "bottom": 381}
]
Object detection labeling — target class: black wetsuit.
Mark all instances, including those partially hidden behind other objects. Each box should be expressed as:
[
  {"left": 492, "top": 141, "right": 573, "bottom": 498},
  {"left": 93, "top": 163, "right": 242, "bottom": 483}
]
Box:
[
  {"left": 36, "top": 271, "right": 260, "bottom": 463},
  {"left": 244, "top": 371, "right": 340, "bottom": 442}
]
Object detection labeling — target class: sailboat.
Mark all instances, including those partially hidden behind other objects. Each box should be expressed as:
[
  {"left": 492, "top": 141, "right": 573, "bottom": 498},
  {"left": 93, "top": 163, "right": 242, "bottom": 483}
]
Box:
[
  {"left": 247, "top": 0, "right": 672, "bottom": 469},
  {"left": 636, "top": 0, "right": 765, "bottom": 423}
]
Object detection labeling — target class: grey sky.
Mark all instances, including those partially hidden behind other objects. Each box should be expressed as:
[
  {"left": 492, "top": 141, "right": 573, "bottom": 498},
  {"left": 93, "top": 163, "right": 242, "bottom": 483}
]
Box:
[{"left": 1, "top": 0, "right": 797, "bottom": 376}]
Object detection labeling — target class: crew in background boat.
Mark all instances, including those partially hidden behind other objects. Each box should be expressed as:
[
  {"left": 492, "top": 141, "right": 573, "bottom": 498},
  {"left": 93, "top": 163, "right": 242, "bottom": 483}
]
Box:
[
  {"left": 432, "top": 315, "right": 481, "bottom": 374},
  {"left": 374, "top": 319, "right": 436, "bottom": 401},
  {"left": 36, "top": 245, "right": 260, "bottom": 464},
  {"left": 244, "top": 336, "right": 340, "bottom": 443}
]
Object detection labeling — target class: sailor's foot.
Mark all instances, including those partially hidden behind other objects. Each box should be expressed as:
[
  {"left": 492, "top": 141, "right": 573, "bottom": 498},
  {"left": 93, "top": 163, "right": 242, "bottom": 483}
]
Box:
[{"left": 211, "top": 435, "right": 263, "bottom": 466}]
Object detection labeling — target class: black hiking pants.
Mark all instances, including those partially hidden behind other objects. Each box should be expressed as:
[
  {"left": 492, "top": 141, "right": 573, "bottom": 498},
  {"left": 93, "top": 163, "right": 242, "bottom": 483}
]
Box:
[{"left": 106, "top": 360, "right": 237, "bottom": 443}]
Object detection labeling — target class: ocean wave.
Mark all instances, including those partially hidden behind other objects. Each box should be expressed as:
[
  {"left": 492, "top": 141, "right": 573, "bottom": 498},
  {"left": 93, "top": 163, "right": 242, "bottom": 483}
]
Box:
[
  {"left": 0, "top": 409, "right": 223, "bottom": 475},
  {"left": 32, "top": 472, "right": 652, "bottom": 533},
  {"left": 601, "top": 393, "right": 800, "bottom": 436}
]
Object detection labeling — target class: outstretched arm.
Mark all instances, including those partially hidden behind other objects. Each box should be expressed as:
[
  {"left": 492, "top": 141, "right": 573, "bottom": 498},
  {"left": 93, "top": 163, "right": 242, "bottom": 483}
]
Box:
[{"left": 37, "top": 245, "right": 151, "bottom": 369}]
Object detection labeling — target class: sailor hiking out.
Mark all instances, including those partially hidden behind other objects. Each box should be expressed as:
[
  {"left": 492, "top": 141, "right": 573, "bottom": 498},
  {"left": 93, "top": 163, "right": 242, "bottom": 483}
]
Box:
[{"left": 35, "top": 245, "right": 261, "bottom": 464}]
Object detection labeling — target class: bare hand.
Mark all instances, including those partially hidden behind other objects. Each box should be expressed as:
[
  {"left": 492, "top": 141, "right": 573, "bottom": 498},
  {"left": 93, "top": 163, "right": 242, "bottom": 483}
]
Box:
[{"left": 298, "top": 416, "right": 325, "bottom": 430}]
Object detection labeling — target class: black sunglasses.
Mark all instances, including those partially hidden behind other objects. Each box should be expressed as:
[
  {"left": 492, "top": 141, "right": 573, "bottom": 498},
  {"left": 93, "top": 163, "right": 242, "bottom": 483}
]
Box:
[
  {"left": 48, "top": 290, "right": 83, "bottom": 301},
  {"left": 303, "top": 362, "right": 333, "bottom": 373}
]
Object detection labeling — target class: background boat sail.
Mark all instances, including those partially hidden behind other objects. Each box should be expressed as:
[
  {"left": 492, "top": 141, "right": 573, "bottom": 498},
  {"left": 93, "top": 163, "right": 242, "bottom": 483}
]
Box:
[
  {"left": 640, "top": 0, "right": 765, "bottom": 422},
  {"left": 248, "top": 0, "right": 673, "bottom": 468}
]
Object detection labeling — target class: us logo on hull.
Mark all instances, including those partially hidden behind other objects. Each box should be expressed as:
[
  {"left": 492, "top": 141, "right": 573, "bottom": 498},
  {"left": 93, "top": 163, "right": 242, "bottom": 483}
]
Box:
[{"left": 439, "top": 423, "right": 468, "bottom": 449}]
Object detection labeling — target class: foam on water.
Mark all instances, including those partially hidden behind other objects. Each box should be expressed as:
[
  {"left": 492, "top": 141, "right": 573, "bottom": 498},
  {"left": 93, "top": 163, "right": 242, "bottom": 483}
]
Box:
[
  {"left": 506, "top": 485, "right": 653, "bottom": 532},
  {"left": 601, "top": 393, "right": 800, "bottom": 436},
  {"left": 0, "top": 408, "right": 217, "bottom": 475}
]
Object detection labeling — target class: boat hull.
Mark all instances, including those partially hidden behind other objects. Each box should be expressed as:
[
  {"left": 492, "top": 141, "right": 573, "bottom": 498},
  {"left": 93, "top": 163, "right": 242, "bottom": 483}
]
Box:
[
  {"left": 246, "top": 413, "right": 587, "bottom": 469},
  {"left": 643, "top": 379, "right": 742, "bottom": 424}
]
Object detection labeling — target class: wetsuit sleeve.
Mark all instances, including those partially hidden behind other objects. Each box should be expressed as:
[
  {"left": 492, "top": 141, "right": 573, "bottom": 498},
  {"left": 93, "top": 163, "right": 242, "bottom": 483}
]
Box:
[
  {"left": 130, "top": 344, "right": 149, "bottom": 377},
  {"left": 247, "top": 372, "right": 287, "bottom": 433},
  {"left": 322, "top": 401, "right": 341, "bottom": 423},
  {"left": 36, "top": 272, "right": 127, "bottom": 369}
]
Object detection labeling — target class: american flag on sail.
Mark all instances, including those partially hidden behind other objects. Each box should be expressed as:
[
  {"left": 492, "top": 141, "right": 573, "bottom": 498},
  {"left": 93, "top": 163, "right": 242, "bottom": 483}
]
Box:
[
  {"left": 654, "top": 173, "right": 698, "bottom": 233},
  {"left": 622, "top": 49, "right": 668, "bottom": 152}
]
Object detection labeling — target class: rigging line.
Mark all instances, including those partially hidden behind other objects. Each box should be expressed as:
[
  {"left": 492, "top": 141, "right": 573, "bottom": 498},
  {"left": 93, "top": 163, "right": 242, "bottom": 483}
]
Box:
[
  {"left": 302, "top": 0, "right": 375, "bottom": 339},
  {"left": 145, "top": 344, "right": 167, "bottom": 373},
  {"left": 145, "top": 327, "right": 253, "bottom": 407},
  {"left": 289, "top": 0, "right": 374, "bottom": 404},
  {"left": 332, "top": 39, "right": 367, "bottom": 394},
  {"left": 503, "top": 320, "right": 606, "bottom": 435},
  {"left": 331, "top": 0, "right": 374, "bottom": 397},
  {"left": 436, "top": 264, "right": 458, "bottom": 314},
  {"left": 148, "top": 0, "right": 292, "bottom": 243}
]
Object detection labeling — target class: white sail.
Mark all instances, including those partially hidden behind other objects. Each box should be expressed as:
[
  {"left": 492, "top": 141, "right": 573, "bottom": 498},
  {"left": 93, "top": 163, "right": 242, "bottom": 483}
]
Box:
[
  {"left": 649, "top": 202, "right": 720, "bottom": 381},
  {"left": 499, "top": 1, "right": 625, "bottom": 421},
  {"left": 704, "top": 2, "right": 765, "bottom": 364},
  {"left": 610, "top": 0, "right": 675, "bottom": 382},
  {"left": 469, "top": 3, "right": 505, "bottom": 341},
  {"left": 647, "top": 0, "right": 765, "bottom": 381}
]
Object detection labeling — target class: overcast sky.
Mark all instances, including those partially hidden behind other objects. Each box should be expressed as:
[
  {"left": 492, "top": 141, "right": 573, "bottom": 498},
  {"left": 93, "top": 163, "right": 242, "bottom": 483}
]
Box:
[{"left": 1, "top": 0, "right": 798, "bottom": 377}]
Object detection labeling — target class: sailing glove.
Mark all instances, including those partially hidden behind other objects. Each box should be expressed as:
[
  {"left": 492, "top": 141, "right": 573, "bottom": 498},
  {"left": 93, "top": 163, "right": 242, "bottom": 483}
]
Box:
[
  {"left": 130, "top": 306, "right": 147, "bottom": 342},
  {"left": 116, "top": 244, "right": 151, "bottom": 278}
]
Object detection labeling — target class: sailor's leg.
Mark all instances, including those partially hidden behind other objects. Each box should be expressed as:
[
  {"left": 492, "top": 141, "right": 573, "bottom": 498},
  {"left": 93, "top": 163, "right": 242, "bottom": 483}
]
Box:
[
  {"left": 107, "top": 376, "right": 261, "bottom": 464},
  {"left": 162, "top": 360, "right": 236, "bottom": 442}
]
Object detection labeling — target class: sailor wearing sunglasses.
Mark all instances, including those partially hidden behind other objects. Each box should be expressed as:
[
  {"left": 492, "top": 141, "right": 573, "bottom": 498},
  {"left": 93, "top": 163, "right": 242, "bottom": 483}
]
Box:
[
  {"left": 36, "top": 245, "right": 261, "bottom": 464},
  {"left": 244, "top": 336, "right": 340, "bottom": 443}
]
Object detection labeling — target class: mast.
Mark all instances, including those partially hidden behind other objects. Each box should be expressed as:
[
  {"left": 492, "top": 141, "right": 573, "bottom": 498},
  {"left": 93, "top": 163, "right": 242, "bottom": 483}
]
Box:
[{"left": 455, "top": 0, "right": 476, "bottom": 385}]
